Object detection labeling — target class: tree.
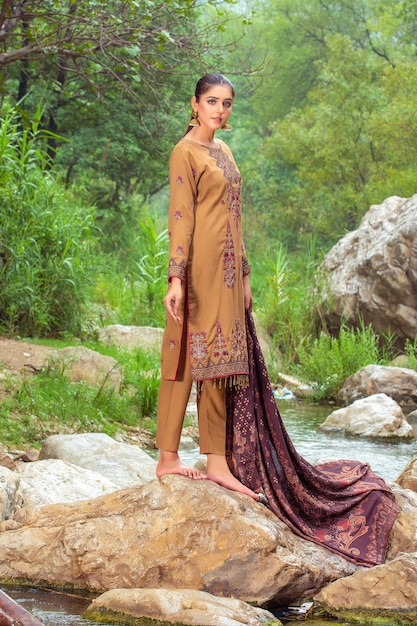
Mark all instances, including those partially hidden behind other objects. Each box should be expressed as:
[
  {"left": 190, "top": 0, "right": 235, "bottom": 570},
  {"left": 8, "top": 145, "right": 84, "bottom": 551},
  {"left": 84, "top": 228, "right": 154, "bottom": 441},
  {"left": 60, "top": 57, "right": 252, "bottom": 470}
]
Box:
[
  {"left": 0, "top": 0, "right": 256, "bottom": 234},
  {"left": 0, "top": 1, "right": 238, "bottom": 95},
  {"left": 235, "top": 0, "right": 417, "bottom": 248}
]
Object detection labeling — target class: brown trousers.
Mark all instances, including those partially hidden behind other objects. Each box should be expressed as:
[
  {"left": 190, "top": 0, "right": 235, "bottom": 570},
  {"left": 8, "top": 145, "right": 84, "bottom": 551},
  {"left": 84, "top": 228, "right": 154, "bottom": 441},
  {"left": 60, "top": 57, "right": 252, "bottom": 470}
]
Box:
[{"left": 155, "top": 325, "right": 226, "bottom": 455}]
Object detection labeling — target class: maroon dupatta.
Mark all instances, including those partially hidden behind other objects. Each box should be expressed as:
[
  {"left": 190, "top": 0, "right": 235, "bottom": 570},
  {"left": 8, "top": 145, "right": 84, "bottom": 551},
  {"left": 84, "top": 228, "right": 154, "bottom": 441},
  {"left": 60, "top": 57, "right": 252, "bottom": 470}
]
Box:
[{"left": 226, "top": 311, "right": 398, "bottom": 567}]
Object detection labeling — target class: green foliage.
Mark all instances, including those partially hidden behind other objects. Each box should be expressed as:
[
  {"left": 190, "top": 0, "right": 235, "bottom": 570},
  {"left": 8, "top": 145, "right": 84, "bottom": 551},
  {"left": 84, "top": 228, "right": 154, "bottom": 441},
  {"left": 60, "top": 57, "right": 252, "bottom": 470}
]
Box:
[
  {"left": 0, "top": 108, "right": 99, "bottom": 337},
  {"left": 92, "top": 209, "right": 167, "bottom": 327},
  {"left": 118, "top": 348, "right": 161, "bottom": 424},
  {"left": 252, "top": 235, "right": 325, "bottom": 371},
  {"left": 295, "top": 324, "right": 383, "bottom": 400},
  {"left": 236, "top": 0, "right": 417, "bottom": 249},
  {"left": 404, "top": 338, "right": 417, "bottom": 372},
  {"left": 0, "top": 343, "right": 161, "bottom": 448},
  {"left": 133, "top": 214, "right": 169, "bottom": 326}
]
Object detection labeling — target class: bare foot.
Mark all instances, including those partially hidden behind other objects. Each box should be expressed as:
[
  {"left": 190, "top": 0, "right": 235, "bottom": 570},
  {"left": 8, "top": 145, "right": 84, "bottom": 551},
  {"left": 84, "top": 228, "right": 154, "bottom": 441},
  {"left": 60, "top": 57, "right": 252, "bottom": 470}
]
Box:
[
  {"left": 156, "top": 450, "right": 206, "bottom": 480},
  {"left": 206, "top": 454, "right": 260, "bottom": 501}
]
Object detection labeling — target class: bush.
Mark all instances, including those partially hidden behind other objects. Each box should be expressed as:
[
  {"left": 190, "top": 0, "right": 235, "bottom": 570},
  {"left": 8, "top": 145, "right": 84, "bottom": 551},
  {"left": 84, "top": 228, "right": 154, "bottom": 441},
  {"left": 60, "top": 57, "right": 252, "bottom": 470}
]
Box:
[
  {"left": 0, "top": 108, "right": 99, "bottom": 336},
  {"left": 294, "top": 323, "right": 382, "bottom": 400}
]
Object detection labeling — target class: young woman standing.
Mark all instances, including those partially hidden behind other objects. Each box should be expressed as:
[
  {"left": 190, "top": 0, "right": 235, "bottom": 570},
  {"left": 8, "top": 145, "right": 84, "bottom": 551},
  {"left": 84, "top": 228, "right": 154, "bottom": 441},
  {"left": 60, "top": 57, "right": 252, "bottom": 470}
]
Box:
[{"left": 155, "top": 73, "right": 261, "bottom": 501}]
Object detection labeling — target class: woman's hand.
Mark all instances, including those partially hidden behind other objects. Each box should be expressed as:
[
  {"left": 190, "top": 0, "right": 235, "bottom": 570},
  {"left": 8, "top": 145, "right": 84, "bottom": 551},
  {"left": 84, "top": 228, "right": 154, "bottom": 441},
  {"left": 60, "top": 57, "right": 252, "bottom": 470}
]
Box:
[
  {"left": 243, "top": 274, "right": 252, "bottom": 311},
  {"left": 163, "top": 277, "right": 182, "bottom": 323}
]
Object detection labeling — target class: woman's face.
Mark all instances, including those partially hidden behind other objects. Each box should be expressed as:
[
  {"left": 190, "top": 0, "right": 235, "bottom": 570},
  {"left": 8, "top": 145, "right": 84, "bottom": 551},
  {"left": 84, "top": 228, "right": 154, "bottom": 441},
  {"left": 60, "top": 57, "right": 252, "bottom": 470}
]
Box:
[{"left": 192, "top": 84, "right": 233, "bottom": 132}]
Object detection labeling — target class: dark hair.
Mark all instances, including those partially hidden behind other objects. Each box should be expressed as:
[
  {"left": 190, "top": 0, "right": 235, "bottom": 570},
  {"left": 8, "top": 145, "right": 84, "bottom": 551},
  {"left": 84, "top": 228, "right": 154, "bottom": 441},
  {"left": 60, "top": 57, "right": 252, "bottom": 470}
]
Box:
[
  {"left": 194, "top": 73, "right": 235, "bottom": 101},
  {"left": 184, "top": 73, "right": 235, "bottom": 135}
]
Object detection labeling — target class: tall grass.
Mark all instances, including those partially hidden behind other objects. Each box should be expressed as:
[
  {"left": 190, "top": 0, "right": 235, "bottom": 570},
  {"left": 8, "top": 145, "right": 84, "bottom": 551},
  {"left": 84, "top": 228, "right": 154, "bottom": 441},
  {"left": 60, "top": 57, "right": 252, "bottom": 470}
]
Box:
[
  {"left": 0, "top": 107, "right": 99, "bottom": 336},
  {"left": 252, "top": 234, "right": 325, "bottom": 370},
  {"left": 92, "top": 211, "right": 168, "bottom": 327}
]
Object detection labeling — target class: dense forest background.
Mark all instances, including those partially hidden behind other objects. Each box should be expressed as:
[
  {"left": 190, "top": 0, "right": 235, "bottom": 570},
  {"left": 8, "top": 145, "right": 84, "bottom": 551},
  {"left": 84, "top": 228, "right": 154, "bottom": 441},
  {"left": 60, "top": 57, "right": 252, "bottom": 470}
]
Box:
[{"left": 1, "top": 0, "right": 417, "bottom": 389}]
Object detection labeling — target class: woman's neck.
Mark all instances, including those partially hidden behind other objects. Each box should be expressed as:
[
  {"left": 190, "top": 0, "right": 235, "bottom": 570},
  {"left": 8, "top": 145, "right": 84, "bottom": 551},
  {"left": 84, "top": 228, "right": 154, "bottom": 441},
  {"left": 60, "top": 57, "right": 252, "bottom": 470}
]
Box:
[{"left": 187, "top": 128, "right": 216, "bottom": 147}]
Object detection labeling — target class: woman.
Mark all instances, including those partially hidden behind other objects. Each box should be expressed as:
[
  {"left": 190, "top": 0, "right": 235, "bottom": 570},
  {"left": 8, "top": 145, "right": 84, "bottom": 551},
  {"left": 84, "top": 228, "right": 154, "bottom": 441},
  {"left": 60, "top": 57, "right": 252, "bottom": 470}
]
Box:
[{"left": 155, "top": 73, "right": 261, "bottom": 501}]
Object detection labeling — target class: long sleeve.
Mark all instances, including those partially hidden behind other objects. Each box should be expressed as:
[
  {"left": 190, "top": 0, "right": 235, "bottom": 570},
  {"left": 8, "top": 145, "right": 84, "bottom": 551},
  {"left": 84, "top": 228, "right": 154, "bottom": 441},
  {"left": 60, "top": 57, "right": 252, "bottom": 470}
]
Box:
[
  {"left": 167, "top": 143, "right": 198, "bottom": 281},
  {"left": 161, "top": 137, "right": 249, "bottom": 384}
]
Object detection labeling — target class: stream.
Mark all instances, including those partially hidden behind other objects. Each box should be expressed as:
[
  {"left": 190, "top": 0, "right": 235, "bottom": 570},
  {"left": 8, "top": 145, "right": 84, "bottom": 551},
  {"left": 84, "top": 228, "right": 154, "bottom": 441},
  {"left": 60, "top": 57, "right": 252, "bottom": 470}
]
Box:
[{"left": 2, "top": 398, "right": 416, "bottom": 625}]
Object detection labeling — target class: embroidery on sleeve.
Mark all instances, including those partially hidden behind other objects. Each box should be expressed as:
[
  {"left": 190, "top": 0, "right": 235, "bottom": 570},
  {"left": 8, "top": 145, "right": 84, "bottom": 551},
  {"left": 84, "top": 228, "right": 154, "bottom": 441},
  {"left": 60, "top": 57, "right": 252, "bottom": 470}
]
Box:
[{"left": 168, "top": 258, "right": 186, "bottom": 281}]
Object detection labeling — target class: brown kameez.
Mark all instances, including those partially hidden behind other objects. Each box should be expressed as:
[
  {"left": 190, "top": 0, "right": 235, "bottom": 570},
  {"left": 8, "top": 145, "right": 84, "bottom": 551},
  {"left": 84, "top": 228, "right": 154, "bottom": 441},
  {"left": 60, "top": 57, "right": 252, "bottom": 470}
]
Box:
[{"left": 160, "top": 137, "right": 250, "bottom": 387}]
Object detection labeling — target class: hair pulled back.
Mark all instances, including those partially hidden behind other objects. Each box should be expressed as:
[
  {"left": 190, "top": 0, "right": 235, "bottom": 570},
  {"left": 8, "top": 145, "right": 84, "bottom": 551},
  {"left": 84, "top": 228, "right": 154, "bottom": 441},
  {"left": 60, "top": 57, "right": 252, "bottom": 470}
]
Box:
[{"left": 194, "top": 73, "right": 235, "bottom": 101}]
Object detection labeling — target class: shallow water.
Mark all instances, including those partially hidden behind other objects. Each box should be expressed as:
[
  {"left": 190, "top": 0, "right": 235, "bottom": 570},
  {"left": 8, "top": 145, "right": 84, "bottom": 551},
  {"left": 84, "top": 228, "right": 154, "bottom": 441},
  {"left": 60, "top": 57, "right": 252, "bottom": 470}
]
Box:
[
  {"left": 0, "top": 585, "right": 99, "bottom": 625},
  {"left": 3, "top": 400, "right": 416, "bottom": 624},
  {"left": 182, "top": 398, "right": 417, "bottom": 482}
]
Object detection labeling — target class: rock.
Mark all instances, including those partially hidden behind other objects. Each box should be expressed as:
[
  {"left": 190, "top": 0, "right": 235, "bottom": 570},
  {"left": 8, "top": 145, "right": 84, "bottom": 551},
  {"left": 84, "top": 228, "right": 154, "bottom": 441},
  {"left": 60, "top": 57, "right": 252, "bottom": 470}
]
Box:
[
  {"left": 0, "top": 446, "right": 16, "bottom": 470},
  {"left": 15, "top": 458, "right": 120, "bottom": 509},
  {"left": 98, "top": 325, "right": 163, "bottom": 352},
  {"left": 0, "top": 476, "right": 358, "bottom": 604},
  {"left": 406, "top": 409, "right": 417, "bottom": 437},
  {"left": 85, "top": 588, "right": 281, "bottom": 626},
  {"left": 397, "top": 457, "right": 417, "bottom": 493},
  {"left": 51, "top": 346, "right": 122, "bottom": 391},
  {"left": 337, "top": 364, "right": 417, "bottom": 410},
  {"left": 386, "top": 484, "right": 417, "bottom": 559},
  {"left": 15, "top": 448, "right": 39, "bottom": 463},
  {"left": 320, "top": 393, "right": 413, "bottom": 439},
  {"left": 320, "top": 194, "right": 417, "bottom": 341},
  {"left": 276, "top": 373, "right": 313, "bottom": 398},
  {"left": 0, "top": 467, "right": 22, "bottom": 521},
  {"left": 39, "top": 433, "right": 157, "bottom": 488},
  {"left": 313, "top": 553, "right": 417, "bottom": 624}
]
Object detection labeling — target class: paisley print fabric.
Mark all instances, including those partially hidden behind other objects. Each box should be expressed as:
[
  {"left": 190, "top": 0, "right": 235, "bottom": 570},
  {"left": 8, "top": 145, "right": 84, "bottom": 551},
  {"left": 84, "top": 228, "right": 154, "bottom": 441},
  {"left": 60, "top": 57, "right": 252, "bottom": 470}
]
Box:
[{"left": 226, "top": 311, "right": 399, "bottom": 567}]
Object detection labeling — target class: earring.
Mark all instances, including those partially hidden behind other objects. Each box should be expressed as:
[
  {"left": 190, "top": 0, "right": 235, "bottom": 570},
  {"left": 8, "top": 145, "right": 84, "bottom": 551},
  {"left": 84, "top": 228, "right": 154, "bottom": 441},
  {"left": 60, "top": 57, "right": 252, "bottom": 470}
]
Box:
[
  {"left": 221, "top": 123, "right": 232, "bottom": 131},
  {"left": 189, "top": 110, "right": 200, "bottom": 127}
]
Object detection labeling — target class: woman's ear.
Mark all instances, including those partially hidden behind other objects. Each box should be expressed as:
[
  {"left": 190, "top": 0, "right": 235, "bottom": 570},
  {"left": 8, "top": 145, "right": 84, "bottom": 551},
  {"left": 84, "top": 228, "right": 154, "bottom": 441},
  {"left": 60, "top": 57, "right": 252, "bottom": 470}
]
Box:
[{"left": 191, "top": 95, "right": 197, "bottom": 113}]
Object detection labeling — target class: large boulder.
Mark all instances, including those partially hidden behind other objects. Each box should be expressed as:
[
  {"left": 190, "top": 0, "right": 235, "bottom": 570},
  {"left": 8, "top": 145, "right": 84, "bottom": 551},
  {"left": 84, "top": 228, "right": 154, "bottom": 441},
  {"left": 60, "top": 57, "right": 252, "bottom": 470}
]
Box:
[
  {"left": 98, "top": 325, "right": 163, "bottom": 352},
  {"left": 320, "top": 393, "right": 413, "bottom": 439},
  {"left": 312, "top": 482, "right": 417, "bottom": 625},
  {"left": 320, "top": 194, "right": 417, "bottom": 340},
  {"left": 337, "top": 364, "right": 417, "bottom": 410},
  {"left": 51, "top": 346, "right": 122, "bottom": 391},
  {"left": 313, "top": 552, "right": 417, "bottom": 625},
  {"left": 85, "top": 588, "right": 281, "bottom": 626},
  {"left": 39, "top": 433, "right": 157, "bottom": 488},
  {"left": 0, "top": 475, "right": 358, "bottom": 605}
]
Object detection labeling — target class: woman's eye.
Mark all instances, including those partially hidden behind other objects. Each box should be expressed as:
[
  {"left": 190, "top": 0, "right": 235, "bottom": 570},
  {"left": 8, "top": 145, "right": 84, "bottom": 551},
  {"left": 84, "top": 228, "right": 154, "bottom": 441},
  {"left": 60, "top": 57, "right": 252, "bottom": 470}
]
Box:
[
  {"left": 207, "top": 99, "right": 216, "bottom": 104},
  {"left": 224, "top": 102, "right": 232, "bottom": 108}
]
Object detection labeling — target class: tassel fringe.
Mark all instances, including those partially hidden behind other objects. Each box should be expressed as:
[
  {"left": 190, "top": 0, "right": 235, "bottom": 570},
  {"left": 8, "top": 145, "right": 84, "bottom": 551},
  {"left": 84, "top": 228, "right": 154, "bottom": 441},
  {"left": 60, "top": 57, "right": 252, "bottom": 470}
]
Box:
[{"left": 196, "top": 374, "right": 248, "bottom": 396}]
